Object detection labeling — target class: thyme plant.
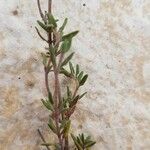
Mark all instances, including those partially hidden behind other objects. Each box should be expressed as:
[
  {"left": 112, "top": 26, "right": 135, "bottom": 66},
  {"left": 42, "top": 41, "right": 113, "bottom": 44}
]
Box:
[{"left": 36, "top": 0, "right": 96, "bottom": 149}]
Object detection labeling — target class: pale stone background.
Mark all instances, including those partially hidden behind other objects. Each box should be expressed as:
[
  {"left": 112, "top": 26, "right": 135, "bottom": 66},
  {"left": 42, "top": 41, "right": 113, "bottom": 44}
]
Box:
[{"left": 0, "top": 0, "right": 150, "bottom": 150}]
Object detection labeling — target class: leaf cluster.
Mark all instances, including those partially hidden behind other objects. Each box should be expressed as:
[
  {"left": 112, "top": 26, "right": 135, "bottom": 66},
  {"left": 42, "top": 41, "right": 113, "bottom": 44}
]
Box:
[{"left": 71, "top": 133, "right": 96, "bottom": 150}]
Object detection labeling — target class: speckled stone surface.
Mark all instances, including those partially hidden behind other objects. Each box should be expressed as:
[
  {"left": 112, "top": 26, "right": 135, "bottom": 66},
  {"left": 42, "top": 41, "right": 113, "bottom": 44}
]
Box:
[{"left": 0, "top": 0, "right": 150, "bottom": 150}]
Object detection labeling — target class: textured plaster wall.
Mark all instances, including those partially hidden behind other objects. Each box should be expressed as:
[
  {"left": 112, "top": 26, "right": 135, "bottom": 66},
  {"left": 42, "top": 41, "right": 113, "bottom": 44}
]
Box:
[{"left": 0, "top": 0, "right": 150, "bottom": 150}]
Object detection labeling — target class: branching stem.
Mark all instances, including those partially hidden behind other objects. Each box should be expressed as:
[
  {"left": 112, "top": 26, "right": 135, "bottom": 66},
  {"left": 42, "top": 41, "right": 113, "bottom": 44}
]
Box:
[{"left": 36, "top": 1, "right": 92, "bottom": 150}]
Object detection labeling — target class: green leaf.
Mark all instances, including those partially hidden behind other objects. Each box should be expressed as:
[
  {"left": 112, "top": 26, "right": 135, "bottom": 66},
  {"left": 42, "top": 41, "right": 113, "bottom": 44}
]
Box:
[
  {"left": 79, "top": 92, "right": 87, "bottom": 99},
  {"left": 71, "top": 134, "right": 82, "bottom": 150},
  {"left": 85, "top": 141, "right": 96, "bottom": 148},
  {"left": 78, "top": 71, "right": 84, "bottom": 81},
  {"left": 41, "top": 143, "right": 53, "bottom": 146},
  {"left": 41, "top": 99, "right": 53, "bottom": 111},
  {"left": 59, "top": 18, "right": 68, "bottom": 32},
  {"left": 77, "top": 136, "right": 83, "bottom": 147},
  {"left": 61, "top": 52, "right": 74, "bottom": 67},
  {"left": 81, "top": 133, "right": 84, "bottom": 144},
  {"left": 48, "top": 91, "right": 53, "bottom": 104},
  {"left": 62, "top": 31, "right": 79, "bottom": 41},
  {"left": 47, "top": 14, "right": 57, "bottom": 27},
  {"left": 79, "top": 74, "right": 88, "bottom": 86},
  {"left": 85, "top": 135, "right": 91, "bottom": 142},
  {"left": 60, "top": 68, "right": 71, "bottom": 77},
  {"left": 61, "top": 39, "right": 72, "bottom": 53},
  {"left": 69, "top": 62, "right": 75, "bottom": 74},
  {"left": 69, "top": 95, "right": 79, "bottom": 107},
  {"left": 37, "top": 20, "right": 52, "bottom": 31},
  {"left": 48, "top": 118, "right": 57, "bottom": 134},
  {"left": 76, "top": 64, "right": 80, "bottom": 76}
]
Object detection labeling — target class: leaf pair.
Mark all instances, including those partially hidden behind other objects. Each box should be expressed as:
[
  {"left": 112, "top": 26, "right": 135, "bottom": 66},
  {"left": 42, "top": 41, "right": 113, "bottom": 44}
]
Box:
[
  {"left": 69, "top": 92, "right": 87, "bottom": 108},
  {"left": 37, "top": 20, "right": 53, "bottom": 32},
  {"left": 71, "top": 133, "right": 96, "bottom": 150},
  {"left": 75, "top": 66, "right": 88, "bottom": 86},
  {"left": 41, "top": 91, "right": 53, "bottom": 111},
  {"left": 37, "top": 14, "right": 57, "bottom": 32},
  {"left": 41, "top": 98, "right": 53, "bottom": 111},
  {"left": 68, "top": 63, "right": 88, "bottom": 86}
]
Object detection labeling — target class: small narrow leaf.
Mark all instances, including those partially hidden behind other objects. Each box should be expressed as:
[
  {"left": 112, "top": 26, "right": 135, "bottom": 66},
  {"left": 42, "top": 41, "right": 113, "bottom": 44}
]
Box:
[
  {"left": 78, "top": 71, "right": 84, "bottom": 82},
  {"left": 62, "top": 31, "right": 79, "bottom": 41},
  {"left": 77, "top": 137, "right": 83, "bottom": 146},
  {"left": 81, "top": 133, "right": 84, "bottom": 144},
  {"left": 76, "top": 64, "right": 80, "bottom": 76},
  {"left": 79, "top": 92, "right": 87, "bottom": 99},
  {"left": 37, "top": 20, "right": 52, "bottom": 31},
  {"left": 61, "top": 52, "right": 74, "bottom": 67},
  {"left": 85, "top": 141, "right": 96, "bottom": 148},
  {"left": 79, "top": 74, "right": 88, "bottom": 86},
  {"left": 48, "top": 118, "right": 57, "bottom": 134},
  {"left": 41, "top": 99, "right": 53, "bottom": 111},
  {"left": 59, "top": 18, "right": 68, "bottom": 32},
  {"left": 41, "top": 143, "right": 53, "bottom": 146},
  {"left": 48, "top": 91, "right": 53, "bottom": 104},
  {"left": 85, "top": 135, "right": 91, "bottom": 142},
  {"left": 69, "top": 62, "right": 75, "bottom": 74},
  {"left": 60, "top": 68, "right": 71, "bottom": 77},
  {"left": 71, "top": 134, "right": 82, "bottom": 150},
  {"left": 69, "top": 95, "right": 79, "bottom": 107}
]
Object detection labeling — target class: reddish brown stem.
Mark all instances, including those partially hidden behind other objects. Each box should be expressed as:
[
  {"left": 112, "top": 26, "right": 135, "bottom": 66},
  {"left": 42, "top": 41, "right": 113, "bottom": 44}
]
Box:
[
  {"left": 64, "top": 79, "right": 79, "bottom": 150},
  {"left": 44, "top": 56, "right": 51, "bottom": 94},
  {"left": 64, "top": 137, "right": 69, "bottom": 150},
  {"left": 45, "top": 68, "right": 50, "bottom": 94},
  {"left": 47, "top": 0, "right": 64, "bottom": 149},
  {"left": 37, "top": 0, "right": 46, "bottom": 23},
  {"left": 48, "top": 0, "right": 52, "bottom": 13},
  {"left": 48, "top": 0, "right": 52, "bottom": 46},
  {"left": 53, "top": 72, "right": 63, "bottom": 149}
]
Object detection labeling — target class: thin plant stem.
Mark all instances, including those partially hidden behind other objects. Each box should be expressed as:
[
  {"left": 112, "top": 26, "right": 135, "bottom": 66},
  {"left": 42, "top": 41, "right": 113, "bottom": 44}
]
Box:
[
  {"left": 36, "top": 1, "right": 95, "bottom": 149},
  {"left": 35, "top": 27, "right": 48, "bottom": 42},
  {"left": 47, "top": 0, "right": 64, "bottom": 149},
  {"left": 37, "top": 129, "right": 51, "bottom": 150},
  {"left": 37, "top": 0, "right": 46, "bottom": 23}
]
